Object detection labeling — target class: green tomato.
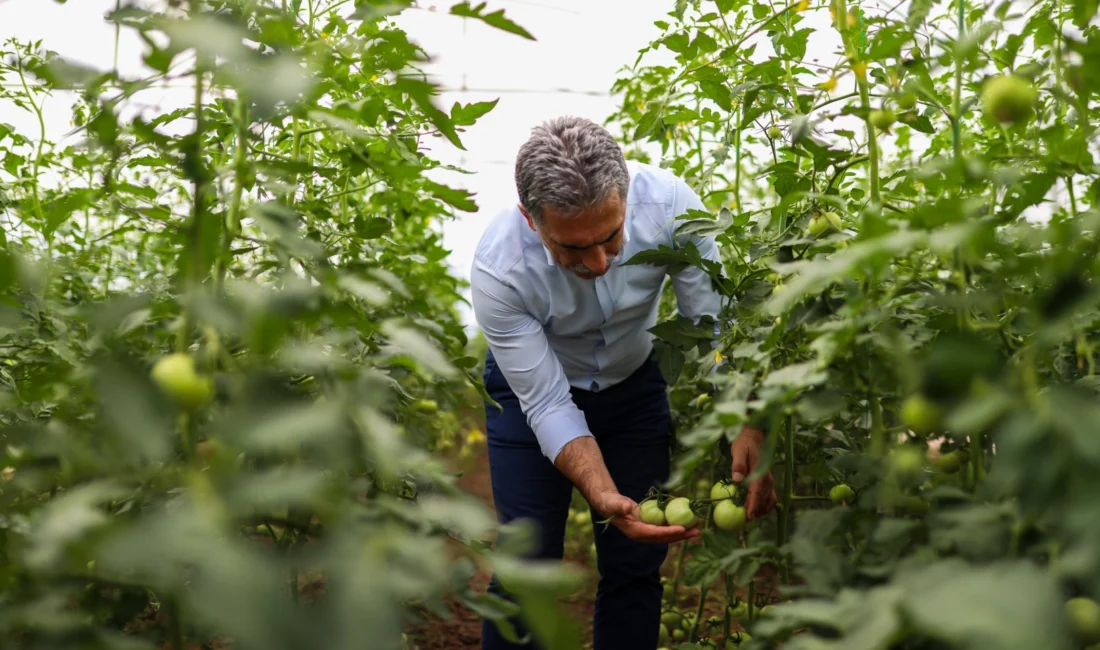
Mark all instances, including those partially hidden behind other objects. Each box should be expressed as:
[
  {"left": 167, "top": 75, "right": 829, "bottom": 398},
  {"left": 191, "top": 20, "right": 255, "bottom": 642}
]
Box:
[
  {"left": 694, "top": 477, "right": 712, "bottom": 500},
  {"left": 659, "top": 624, "right": 670, "bottom": 643},
  {"left": 869, "top": 108, "right": 896, "bottom": 130},
  {"left": 572, "top": 510, "right": 591, "bottom": 526},
  {"left": 639, "top": 500, "right": 667, "bottom": 526},
  {"left": 412, "top": 398, "right": 439, "bottom": 413},
  {"left": 829, "top": 483, "right": 855, "bottom": 504},
  {"left": 808, "top": 211, "right": 843, "bottom": 238},
  {"left": 728, "top": 602, "right": 748, "bottom": 621},
  {"left": 767, "top": 126, "right": 782, "bottom": 139},
  {"left": 808, "top": 214, "right": 830, "bottom": 238},
  {"left": 712, "top": 500, "right": 746, "bottom": 531},
  {"left": 661, "top": 611, "right": 682, "bottom": 628},
  {"left": 1067, "top": 597, "right": 1100, "bottom": 644},
  {"left": 932, "top": 450, "right": 963, "bottom": 474},
  {"left": 896, "top": 91, "right": 917, "bottom": 110},
  {"left": 672, "top": 628, "right": 685, "bottom": 641},
  {"left": 681, "top": 612, "right": 697, "bottom": 630},
  {"left": 981, "top": 74, "right": 1037, "bottom": 125},
  {"left": 151, "top": 353, "right": 213, "bottom": 411},
  {"left": 900, "top": 394, "right": 942, "bottom": 434},
  {"left": 664, "top": 497, "right": 697, "bottom": 527},
  {"left": 710, "top": 481, "right": 737, "bottom": 501},
  {"left": 772, "top": 283, "right": 788, "bottom": 296}
]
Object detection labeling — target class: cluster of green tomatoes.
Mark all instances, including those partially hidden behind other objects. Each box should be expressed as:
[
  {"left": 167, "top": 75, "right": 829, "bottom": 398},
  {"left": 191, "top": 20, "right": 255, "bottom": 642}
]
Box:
[{"left": 638, "top": 479, "right": 747, "bottom": 532}]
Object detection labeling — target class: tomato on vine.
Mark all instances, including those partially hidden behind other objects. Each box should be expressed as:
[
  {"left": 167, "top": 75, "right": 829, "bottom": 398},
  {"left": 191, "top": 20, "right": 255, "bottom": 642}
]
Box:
[
  {"left": 664, "top": 497, "right": 697, "bottom": 527},
  {"left": 151, "top": 353, "right": 214, "bottom": 412}
]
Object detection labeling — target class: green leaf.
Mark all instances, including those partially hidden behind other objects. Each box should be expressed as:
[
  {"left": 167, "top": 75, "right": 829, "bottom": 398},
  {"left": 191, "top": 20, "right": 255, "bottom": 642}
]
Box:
[
  {"left": 424, "top": 179, "right": 478, "bottom": 212},
  {"left": 25, "top": 481, "right": 129, "bottom": 572},
  {"left": 393, "top": 76, "right": 465, "bottom": 150},
  {"left": 450, "top": 98, "right": 499, "bottom": 126},
  {"left": 450, "top": 2, "right": 535, "bottom": 40},
  {"left": 908, "top": 0, "right": 937, "bottom": 28},
  {"left": 380, "top": 320, "right": 457, "bottom": 378},
  {"left": 898, "top": 560, "right": 1075, "bottom": 650},
  {"left": 1072, "top": 0, "right": 1098, "bottom": 29}
]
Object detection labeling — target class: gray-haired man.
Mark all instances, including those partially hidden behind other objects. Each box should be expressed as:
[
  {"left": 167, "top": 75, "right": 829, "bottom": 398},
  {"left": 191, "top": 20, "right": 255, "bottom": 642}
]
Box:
[{"left": 471, "top": 116, "right": 777, "bottom": 649}]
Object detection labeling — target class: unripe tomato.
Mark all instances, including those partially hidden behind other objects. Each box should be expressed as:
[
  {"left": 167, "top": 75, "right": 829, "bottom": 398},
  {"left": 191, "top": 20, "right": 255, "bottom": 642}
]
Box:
[
  {"left": 681, "top": 612, "right": 697, "bottom": 630},
  {"left": 981, "top": 74, "right": 1037, "bottom": 125},
  {"left": 900, "top": 394, "right": 942, "bottom": 433},
  {"left": 767, "top": 126, "right": 782, "bottom": 139},
  {"left": 572, "top": 510, "right": 591, "bottom": 526},
  {"left": 413, "top": 398, "right": 439, "bottom": 413},
  {"left": 659, "top": 624, "right": 670, "bottom": 644},
  {"left": 710, "top": 481, "right": 737, "bottom": 501},
  {"left": 639, "top": 500, "right": 667, "bottom": 525},
  {"left": 661, "top": 611, "right": 682, "bottom": 628},
  {"left": 772, "top": 283, "right": 788, "bottom": 296},
  {"left": 151, "top": 353, "right": 213, "bottom": 411},
  {"left": 672, "top": 628, "right": 685, "bottom": 641},
  {"left": 1067, "top": 597, "right": 1100, "bottom": 644},
  {"left": 932, "top": 450, "right": 963, "bottom": 474},
  {"left": 896, "top": 92, "right": 917, "bottom": 110},
  {"left": 664, "top": 497, "right": 697, "bottom": 527},
  {"left": 869, "top": 109, "right": 896, "bottom": 130},
  {"left": 829, "top": 483, "right": 855, "bottom": 504},
  {"left": 713, "top": 500, "right": 746, "bottom": 531},
  {"left": 809, "top": 211, "right": 843, "bottom": 237},
  {"left": 728, "top": 601, "right": 748, "bottom": 621}
]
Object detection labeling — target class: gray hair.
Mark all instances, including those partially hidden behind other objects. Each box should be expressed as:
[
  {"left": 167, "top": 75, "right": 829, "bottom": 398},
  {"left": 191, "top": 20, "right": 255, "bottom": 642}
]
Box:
[{"left": 514, "top": 116, "right": 630, "bottom": 224}]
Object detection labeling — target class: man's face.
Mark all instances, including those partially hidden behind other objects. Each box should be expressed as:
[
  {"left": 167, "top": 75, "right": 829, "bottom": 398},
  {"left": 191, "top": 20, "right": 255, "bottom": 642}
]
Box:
[{"left": 522, "top": 193, "right": 626, "bottom": 280}]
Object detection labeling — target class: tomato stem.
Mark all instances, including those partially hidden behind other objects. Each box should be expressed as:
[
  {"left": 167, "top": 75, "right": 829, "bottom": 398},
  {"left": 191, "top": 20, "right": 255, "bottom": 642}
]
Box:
[
  {"left": 952, "top": 0, "right": 965, "bottom": 162},
  {"left": 217, "top": 96, "right": 249, "bottom": 290}
]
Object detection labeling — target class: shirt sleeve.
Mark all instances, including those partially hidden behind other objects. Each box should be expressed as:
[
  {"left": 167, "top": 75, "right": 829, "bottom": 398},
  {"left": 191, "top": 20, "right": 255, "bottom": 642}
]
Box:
[
  {"left": 668, "top": 176, "right": 724, "bottom": 334},
  {"left": 470, "top": 259, "right": 593, "bottom": 463}
]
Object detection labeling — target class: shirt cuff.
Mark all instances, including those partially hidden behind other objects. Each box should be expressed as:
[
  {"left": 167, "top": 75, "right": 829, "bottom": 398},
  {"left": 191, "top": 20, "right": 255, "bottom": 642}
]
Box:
[{"left": 533, "top": 405, "right": 594, "bottom": 464}]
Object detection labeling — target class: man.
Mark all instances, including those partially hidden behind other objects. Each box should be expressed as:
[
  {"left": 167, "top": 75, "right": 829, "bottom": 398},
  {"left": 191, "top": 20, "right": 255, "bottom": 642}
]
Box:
[{"left": 470, "top": 115, "right": 777, "bottom": 650}]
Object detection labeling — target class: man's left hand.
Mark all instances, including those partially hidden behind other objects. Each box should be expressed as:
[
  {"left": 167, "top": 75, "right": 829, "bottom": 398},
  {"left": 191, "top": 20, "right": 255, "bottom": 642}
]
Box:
[{"left": 731, "top": 426, "right": 778, "bottom": 520}]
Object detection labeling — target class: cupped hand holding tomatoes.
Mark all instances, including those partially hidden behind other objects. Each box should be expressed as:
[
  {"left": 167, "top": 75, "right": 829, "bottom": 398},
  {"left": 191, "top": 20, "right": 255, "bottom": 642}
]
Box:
[
  {"left": 590, "top": 491, "right": 701, "bottom": 544},
  {"left": 730, "top": 425, "right": 778, "bottom": 520}
]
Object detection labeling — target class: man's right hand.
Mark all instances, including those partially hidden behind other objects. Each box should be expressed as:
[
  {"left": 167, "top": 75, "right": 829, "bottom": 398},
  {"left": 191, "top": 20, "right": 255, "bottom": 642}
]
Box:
[{"left": 590, "top": 490, "right": 701, "bottom": 544}]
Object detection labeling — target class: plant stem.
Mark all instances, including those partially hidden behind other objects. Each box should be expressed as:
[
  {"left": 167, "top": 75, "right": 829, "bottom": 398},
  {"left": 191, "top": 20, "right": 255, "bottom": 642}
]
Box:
[
  {"left": 166, "top": 597, "right": 185, "bottom": 650},
  {"left": 952, "top": 0, "right": 965, "bottom": 162},
  {"left": 776, "top": 415, "right": 794, "bottom": 584},
  {"left": 733, "top": 106, "right": 742, "bottom": 211},
  {"left": 218, "top": 98, "right": 249, "bottom": 289},
  {"left": 690, "top": 581, "right": 710, "bottom": 642},
  {"left": 869, "top": 391, "right": 885, "bottom": 455}
]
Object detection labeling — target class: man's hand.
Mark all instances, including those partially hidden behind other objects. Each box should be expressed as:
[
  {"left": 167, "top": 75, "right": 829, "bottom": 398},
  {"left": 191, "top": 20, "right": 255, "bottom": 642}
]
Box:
[
  {"left": 731, "top": 426, "right": 778, "bottom": 520},
  {"left": 589, "top": 491, "right": 700, "bottom": 544},
  {"left": 553, "top": 437, "right": 700, "bottom": 544}
]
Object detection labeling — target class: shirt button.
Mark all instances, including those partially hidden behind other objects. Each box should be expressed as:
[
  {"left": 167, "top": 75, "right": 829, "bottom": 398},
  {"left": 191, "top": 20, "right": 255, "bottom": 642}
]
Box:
[{"left": 590, "top": 381, "right": 599, "bottom": 392}]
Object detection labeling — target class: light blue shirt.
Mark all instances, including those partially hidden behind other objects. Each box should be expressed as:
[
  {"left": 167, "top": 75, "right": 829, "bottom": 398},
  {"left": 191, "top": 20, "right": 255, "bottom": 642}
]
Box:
[{"left": 470, "top": 160, "right": 723, "bottom": 462}]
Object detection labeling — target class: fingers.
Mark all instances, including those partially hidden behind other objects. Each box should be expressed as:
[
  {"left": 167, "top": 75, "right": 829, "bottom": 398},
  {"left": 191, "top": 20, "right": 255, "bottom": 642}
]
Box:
[
  {"left": 745, "top": 483, "right": 761, "bottom": 519},
  {"left": 744, "top": 475, "right": 779, "bottom": 520},
  {"left": 731, "top": 446, "right": 749, "bottom": 483},
  {"left": 621, "top": 521, "right": 701, "bottom": 544}
]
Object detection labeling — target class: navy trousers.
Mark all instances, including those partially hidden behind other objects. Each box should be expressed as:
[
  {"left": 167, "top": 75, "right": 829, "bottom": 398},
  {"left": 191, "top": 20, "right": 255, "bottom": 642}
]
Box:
[{"left": 480, "top": 350, "right": 673, "bottom": 650}]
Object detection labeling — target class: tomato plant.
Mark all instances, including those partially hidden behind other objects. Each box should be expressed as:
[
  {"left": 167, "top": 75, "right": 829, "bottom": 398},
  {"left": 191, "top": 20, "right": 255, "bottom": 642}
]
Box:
[
  {"left": 610, "top": 0, "right": 1100, "bottom": 647},
  {"left": 0, "top": 2, "right": 586, "bottom": 649}
]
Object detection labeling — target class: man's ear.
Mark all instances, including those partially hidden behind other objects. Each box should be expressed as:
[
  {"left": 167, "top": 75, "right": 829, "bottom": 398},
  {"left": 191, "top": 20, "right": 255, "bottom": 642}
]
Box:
[{"left": 518, "top": 204, "right": 536, "bottom": 231}]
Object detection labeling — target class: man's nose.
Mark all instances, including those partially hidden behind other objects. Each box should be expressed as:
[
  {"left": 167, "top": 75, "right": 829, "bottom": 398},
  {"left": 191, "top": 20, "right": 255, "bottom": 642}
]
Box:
[{"left": 583, "top": 247, "right": 608, "bottom": 273}]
